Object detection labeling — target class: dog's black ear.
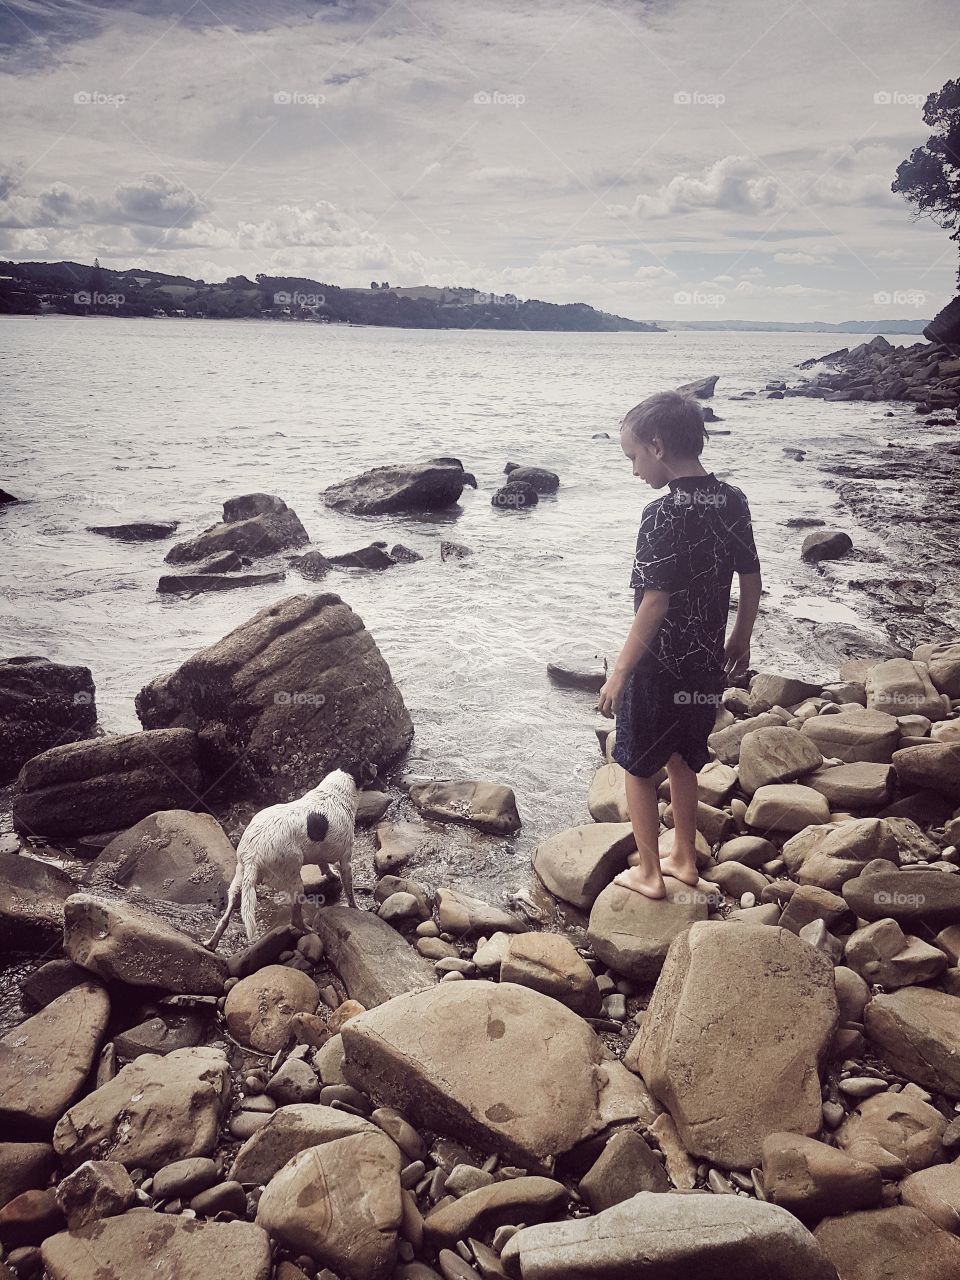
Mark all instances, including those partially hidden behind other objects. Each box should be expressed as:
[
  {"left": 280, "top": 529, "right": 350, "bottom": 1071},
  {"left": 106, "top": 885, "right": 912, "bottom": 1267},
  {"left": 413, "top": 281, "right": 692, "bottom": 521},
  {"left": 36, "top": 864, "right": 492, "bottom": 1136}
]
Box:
[{"left": 306, "top": 811, "right": 329, "bottom": 843}]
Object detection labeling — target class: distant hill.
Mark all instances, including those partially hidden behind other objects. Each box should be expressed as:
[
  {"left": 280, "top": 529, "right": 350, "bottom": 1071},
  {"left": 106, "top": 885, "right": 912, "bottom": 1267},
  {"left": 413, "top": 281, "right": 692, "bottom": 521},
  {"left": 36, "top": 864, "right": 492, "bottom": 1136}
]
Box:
[
  {"left": 662, "top": 318, "right": 931, "bottom": 334},
  {"left": 0, "top": 260, "right": 662, "bottom": 333}
]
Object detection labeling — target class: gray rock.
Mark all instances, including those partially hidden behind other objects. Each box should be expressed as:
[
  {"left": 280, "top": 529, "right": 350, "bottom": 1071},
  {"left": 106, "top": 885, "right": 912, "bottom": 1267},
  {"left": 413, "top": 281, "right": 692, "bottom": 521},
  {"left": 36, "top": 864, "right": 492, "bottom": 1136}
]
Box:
[
  {"left": 322, "top": 463, "right": 465, "bottom": 516},
  {"left": 312, "top": 906, "right": 437, "bottom": 1007},
  {"left": 587, "top": 879, "right": 710, "bottom": 982},
  {"left": 165, "top": 496, "right": 308, "bottom": 564},
  {"left": 0, "top": 852, "right": 77, "bottom": 950},
  {"left": 0, "top": 656, "right": 97, "bottom": 784},
  {"left": 85, "top": 810, "right": 238, "bottom": 908}
]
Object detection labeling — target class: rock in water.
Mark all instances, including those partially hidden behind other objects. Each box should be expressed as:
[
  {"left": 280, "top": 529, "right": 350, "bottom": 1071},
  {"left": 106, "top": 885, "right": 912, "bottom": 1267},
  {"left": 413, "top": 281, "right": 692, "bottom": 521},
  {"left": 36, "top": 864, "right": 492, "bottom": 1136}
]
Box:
[
  {"left": 801, "top": 530, "right": 853, "bottom": 562},
  {"left": 339, "top": 980, "right": 657, "bottom": 1172},
  {"left": 635, "top": 922, "right": 838, "bottom": 1170},
  {"left": 41, "top": 1209, "right": 271, "bottom": 1280},
  {"left": 85, "top": 810, "right": 238, "bottom": 908},
  {"left": 501, "top": 1190, "right": 838, "bottom": 1279},
  {"left": 311, "top": 907, "right": 437, "bottom": 1007},
  {"left": 256, "top": 1133, "right": 403, "bottom": 1279},
  {"left": 63, "top": 894, "right": 228, "bottom": 994},
  {"left": 322, "top": 463, "right": 465, "bottom": 515},
  {"left": 165, "top": 494, "right": 308, "bottom": 564},
  {"left": 86, "top": 521, "right": 178, "bottom": 540},
  {"left": 0, "top": 656, "right": 97, "bottom": 784},
  {"left": 0, "top": 851, "right": 77, "bottom": 950},
  {"left": 53, "top": 1046, "right": 231, "bottom": 1171},
  {"left": 0, "top": 982, "right": 110, "bottom": 1139},
  {"left": 532, "top": 822, "right": 636, "bottom": 909},
  {"left": 13, "top": 727, "right": 201, "bottom": 838},
  {"left": 408, "top": 779, "right": 521, "bottom": 834},
  {"left": 136, "top": 593, "right": 413, "bottom": 803}
]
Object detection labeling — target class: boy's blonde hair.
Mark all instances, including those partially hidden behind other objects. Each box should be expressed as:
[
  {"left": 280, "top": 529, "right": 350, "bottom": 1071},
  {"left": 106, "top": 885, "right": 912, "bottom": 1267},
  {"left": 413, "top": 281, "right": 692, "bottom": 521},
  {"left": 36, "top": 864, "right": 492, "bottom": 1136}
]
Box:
[{"left": 622, "top": 390, "right": 706, "bottom": 457}]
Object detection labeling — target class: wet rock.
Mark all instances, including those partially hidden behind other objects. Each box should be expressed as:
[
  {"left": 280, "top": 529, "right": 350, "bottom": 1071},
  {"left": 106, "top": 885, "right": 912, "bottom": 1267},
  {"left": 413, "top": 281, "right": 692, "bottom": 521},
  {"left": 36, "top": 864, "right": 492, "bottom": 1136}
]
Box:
[
  {"left": 436, "top": 888, "right": 525, "bottom": 936},
  {"left": 835, "top": 1087, "right": 946, "bottom": 1176},
  {"left": 579, "top": 1130, "right": 669, "bottom": 1209},
  {"left": 761, "top": 1132, "right": 882, "bottom": 1223},
  {"left": 409, "top": 780, "right": 521, "bottom": 835},
  {"left": 423, "top": 1177, "right": 567, "bottom": 1248},
  {"left": 0, "top": 983, "right": 110, "bottom": 1139},
  {"left": 801, "top": 705, "right": 901, "bottom": 763},
  {"left": 533, "top": 823, "right": 635, "bottom": 909},
  {"left": 328, "top": 543, "right": 397, "bottom": 570},
  {"left": 13, "top": 728, "right": 201, "bottom": 839},
  {"left": 738, "top": 726, "right": 823, "bottom": 793},
  {"left": 802, "top": 530, "right": 853, "bottom": 562},
  {"left": 893, "top": 742, "right": 960, "bottom": 801},
  {"left": 53, "top": 1046, "right": 231, "bottom": 1172},
  {"left": 374, "top": 821, "right": 436, "bottom": 875},
  {"left": 499, "top": 932, "right": 602, "bottom": 1016},
  {"left": 677, "top": 374, "right": 719, "bottom": 398},
  {"left": 501, "top": 1190, "right": 837, "bottom": 1279},
  {"left": 165, "top": 495, "right": 308, "bottom": 564},
  {"left": 230, "top": 1103, "right": 375, "bottom": 1185},
  {"left": 288, "top": 549, "right": 333, "bottom": 580},
  {"left": 340, "top": 981, "right": 657, "bottom": 1172},
  {"left": 87, "top": 520, "right": 179, "bottom": 541},
  {"left": 136, "top": 594, "right": 412, "bottom": 804},
  {"left": 157, "top": 570, "right": 285, "bottom": 593},
  {"left": 389, "top": 543, "right": 423, "bottom": 564},
  {"left": 41, "top": 1209, "right": 271, "bottom": 1280},
  {"left": 635, "top": 923, "right": 838, "bottom": 1170},
  {"left": 491, "top": 481, "right": 538, "bottom": 510},
  {"left": 63, "top": 893, "right": 227, "bottom": 995},
  {"left": 322, "top": 463, "right": 465, "bottom": 516},
  {"left": 744, "top": 783, "right": 831, "bottom": 833},
  {"left": 587, "top": 879, "right": 710, "bottom": 982},
  {"left": 815, "top": 1205, "right": 960, "bottom": 1280},
  {"left": 55, "top": 1160, "right": 135, "bottom": 1228},
  {"left": 864, "top": 987, "right": 960, "bottom": 1097},
  {"left": 546, "top": 656, "right": 605, "bottom": 692},
  {"left": 0, "top": 656, "right": 97, "bottom": 783},
  {"left": 312, "top": 906, "right": 437, "bottom": 1007},
  {"left": 256, "top": 1132, "right": 403, "bottom": 1279},
  {"left": 225, "top": 966, "right": 319, "bottom": 1053},
  {"left": 0, "top": 852, "right": 77, "bottom": 950},
  {"left": 85, "top": 809, "right": 238, "bottom": 908}
]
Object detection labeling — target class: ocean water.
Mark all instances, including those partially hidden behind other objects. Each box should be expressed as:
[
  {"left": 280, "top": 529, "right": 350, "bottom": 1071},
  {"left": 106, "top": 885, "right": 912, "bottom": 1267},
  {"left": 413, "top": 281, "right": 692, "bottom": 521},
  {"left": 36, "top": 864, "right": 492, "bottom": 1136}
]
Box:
[{"left": 0, "top": 317, "right": 928, "bottom": 901}]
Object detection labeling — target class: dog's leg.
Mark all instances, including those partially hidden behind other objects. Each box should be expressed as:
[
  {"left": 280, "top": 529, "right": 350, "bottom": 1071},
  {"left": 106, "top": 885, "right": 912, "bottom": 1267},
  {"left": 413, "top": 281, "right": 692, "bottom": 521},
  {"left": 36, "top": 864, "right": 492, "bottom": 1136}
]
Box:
[
  {"left": 290, "top": 872, "right": 305, "bottom": 933},
  {"left": 339, "top": 844, "right": 356, "bottom": 908},
  {"left": 204, "top": 866, "right": 240, "bottom": 950}
]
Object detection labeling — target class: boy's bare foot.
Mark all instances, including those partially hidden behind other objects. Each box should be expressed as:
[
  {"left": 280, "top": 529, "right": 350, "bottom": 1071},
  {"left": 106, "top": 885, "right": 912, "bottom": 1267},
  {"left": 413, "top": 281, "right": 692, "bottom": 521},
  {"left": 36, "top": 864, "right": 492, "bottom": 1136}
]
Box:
[
  {"left": 613, "top": 868, "right": 667, "bottom": 900},
  {"left": 658, "top": 852, "right": 701, "bottom": 887}
]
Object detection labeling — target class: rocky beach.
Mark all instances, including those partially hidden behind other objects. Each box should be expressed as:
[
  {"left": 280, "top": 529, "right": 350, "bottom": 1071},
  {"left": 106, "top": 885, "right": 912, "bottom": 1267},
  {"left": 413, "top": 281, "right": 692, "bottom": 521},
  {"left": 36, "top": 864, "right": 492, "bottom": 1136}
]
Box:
[{"left": 5, "top": 323, "right": 960, "bottom": 1280}]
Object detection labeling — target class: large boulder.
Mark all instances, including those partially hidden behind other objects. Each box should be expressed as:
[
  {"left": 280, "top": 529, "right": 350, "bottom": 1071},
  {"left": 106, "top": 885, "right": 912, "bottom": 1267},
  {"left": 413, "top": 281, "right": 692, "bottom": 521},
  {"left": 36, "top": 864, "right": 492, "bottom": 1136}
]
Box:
[
  {"left": 340, "top": 981, "right": 657, "bottom": 1172},
  {"left": 864, "top": 987, "right": 960, "bottom": 1098},
  {"left": 499, "top": 932, "right": 602, "bottom": 1016},
  {"left": 229, "top": 1104, "right": 376, "bottom": 1185},
  {"left": 805, "top": 763, "right": 893, "bottom": 809},
  {"left": 915, "top": 638, "right": 960, "bottom": 698},
  {"left": 815, "top": 1206, "right": 960, "bottom": 1280},
  {"left": 13, "top": 728, "right": 201, "bottom": 839},
  {"left": 844, "top": 918, "right": 946, "bottom": 988},
  {"left": 865, "top": 658, "right": 948, "bottom": 721},
  {"left": 781, "top": 819, "right": 898, "bottom": 892},
  {"left": 0, "top": 983, "right": 110, "bottom": 1139},
  {"left": 842, "top": 864, "right": 960, "bottom": 928},
  {"left": 322, "top": 463, "right": 465, "bottom": 515},
  {"left": 634, "top": 922, "right": 838, "bottom": 1170},
  {"left": 408, "top": 779, "right": 521, "bottom": 834},
  {"left": 63, "top": 894, "right": 228, "bottom": 994},
  {"left": 256, "top": 1133, "right": 403, "bottom": 1280},
  {"left": 41, "top": 1209, "right": 271, "bottom": 1280},
  {"left": 893, "top": 742, "right": 960, "bottom": 801},
  {"left": 587, "top": 879, "right": 710, "bottom": 982},
  {"left": 136, "top": 594, "right": 412, "bottom": 803},
  {"left": 533, "top": 823, "right": 636, "bottom": 909},
  {"left": 86, "top": 810, "right": 237, "bottom": 908},
  {"left": 311, "top": 906, "right": 437, "bottom": 1007},
  {"left": 164, "top": 494, "right": 308, "bottom": 564},
  {"left": 501, "top": 1190, "right": 838, "bottom": 1280},
  {"left": 738, "top": 726, "right": 823, "bottom": 794},
  {"left": 0, "top": 656, "right": 97, "bottom": 783},
  {"left": 800, "top": 706, "right": 901, "bottom": 763},
  {"left": 748, "top": 673, "right": 823, "bottom": 713},
  {"left": 0, "top": 852, "right": 77, "bottom": 950},
  {"left": 53, "top": 1046, "right": 231, "bottom": 1171}
]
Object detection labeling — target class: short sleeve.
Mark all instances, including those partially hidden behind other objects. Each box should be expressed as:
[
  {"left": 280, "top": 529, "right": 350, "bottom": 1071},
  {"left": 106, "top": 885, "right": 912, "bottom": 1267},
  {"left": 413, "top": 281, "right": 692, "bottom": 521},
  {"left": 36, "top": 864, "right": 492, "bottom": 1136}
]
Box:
[
  {"left": 728, "top": 489, "right": 761, "bottom": 574},
  {"left": 630, "top": 501, "right": 682, "bottom": 594}
]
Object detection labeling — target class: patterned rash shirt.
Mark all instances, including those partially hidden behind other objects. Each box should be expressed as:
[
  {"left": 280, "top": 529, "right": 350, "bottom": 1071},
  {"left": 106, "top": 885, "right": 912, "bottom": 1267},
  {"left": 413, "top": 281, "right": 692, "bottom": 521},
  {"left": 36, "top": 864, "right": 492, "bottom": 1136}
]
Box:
[{"left": 630, "top": 472, "right": 761, "bottom": 679}]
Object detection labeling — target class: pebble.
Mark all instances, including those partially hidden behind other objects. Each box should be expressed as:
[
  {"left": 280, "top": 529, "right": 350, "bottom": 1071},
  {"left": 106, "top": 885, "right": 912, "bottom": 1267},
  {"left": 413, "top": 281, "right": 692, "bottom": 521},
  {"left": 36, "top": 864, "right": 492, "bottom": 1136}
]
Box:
[
  {"left": 151, "top": 1158, "right": 219, "bottom": 1201},
  {"left": 601, "top": 994, "right": 627, "bottom": 1021},
  {"left": 707, "top": 1169, "right": 736, "bottom": 1194},
  {"left": 435, "top": 957, "right": 476, "bottom": 975},
  {"left": 401, "top": 1160, "right": 426, "bottom": 1189},
  {"left": 320, "top": 1083, "right": 370, "bottom": 1112},
  {"left": 438, "top": 1249, "right": 481, "bottom": 1280},
  {"left": 838, "top": 1076, "right": 888, "bottom": 1099},
  {"left": 228, "top": 1112, "right": 271, "bottom": 1140},
  {"left": 416, "top": 919, "right": 440, "bottom": 937},
  {"left": 190, "top": 1181, "right": 247, "bottom": 1217},
  {"left": 440, "top": 971, "right": 466, "bottom": 982},
  {"left": 822, "top": 1101, "right": 845, "bottom": 1129}
]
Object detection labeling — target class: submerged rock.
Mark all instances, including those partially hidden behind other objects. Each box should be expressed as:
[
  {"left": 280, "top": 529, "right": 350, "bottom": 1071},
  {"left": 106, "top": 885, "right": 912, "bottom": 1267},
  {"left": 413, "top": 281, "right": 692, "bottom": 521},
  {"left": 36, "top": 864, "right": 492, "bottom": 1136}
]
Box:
[
  {"left": 491, "top": 480, "right": 539, "bottom": 510},
  {"left": 157, "top": 570, "right": 284, "bottom": 593},
  {"left": 409, "top": 779, "right": 521, "bottom": 834},
  {"left": 86, "top": 521, "right": 178, "bottom": 541},
  {"left": 322, "top": 462, "right": 465, "bottom": 515}
]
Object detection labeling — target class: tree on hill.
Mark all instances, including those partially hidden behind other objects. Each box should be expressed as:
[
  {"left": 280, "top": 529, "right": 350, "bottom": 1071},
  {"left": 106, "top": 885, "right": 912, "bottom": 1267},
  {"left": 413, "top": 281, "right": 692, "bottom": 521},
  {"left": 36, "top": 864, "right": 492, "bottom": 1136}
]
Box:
[{"left": 892, "top": 78, "right": 960, "bottom": 283}]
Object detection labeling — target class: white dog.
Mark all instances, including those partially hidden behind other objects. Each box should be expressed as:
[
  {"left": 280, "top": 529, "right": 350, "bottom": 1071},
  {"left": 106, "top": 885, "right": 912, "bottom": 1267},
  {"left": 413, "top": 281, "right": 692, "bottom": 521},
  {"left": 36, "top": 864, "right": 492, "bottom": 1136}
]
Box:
[{"left": 204, "top": 765, "right": 374, "bottom": 950}]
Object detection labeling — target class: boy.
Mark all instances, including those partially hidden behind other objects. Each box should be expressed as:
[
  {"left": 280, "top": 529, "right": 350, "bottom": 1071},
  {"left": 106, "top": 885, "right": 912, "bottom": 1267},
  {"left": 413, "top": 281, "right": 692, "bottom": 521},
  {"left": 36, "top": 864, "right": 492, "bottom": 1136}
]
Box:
[{"left": 597, "top": 390, "right": 762, "bottom": 900}]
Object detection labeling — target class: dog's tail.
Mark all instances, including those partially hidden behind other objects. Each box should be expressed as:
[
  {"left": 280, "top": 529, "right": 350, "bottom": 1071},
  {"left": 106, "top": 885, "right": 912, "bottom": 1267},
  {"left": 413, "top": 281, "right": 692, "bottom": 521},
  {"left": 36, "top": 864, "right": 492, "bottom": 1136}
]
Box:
[{"left": 240, "top": 862, "right": 260, "bottom": 942}]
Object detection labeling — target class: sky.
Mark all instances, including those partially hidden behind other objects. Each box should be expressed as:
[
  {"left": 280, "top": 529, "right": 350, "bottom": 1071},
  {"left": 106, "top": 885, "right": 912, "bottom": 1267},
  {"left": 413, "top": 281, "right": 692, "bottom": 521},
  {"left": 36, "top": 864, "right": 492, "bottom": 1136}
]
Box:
[{"left": 0, "top": 0, "right": 957, "bottom": 322}]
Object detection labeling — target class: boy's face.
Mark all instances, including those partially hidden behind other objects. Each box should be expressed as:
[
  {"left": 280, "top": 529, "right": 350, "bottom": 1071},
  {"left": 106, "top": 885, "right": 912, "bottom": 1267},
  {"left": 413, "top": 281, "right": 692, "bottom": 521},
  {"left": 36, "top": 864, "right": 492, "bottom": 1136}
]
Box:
[{"left": 620, "top": 424, "right": 670, "bottom": 488}]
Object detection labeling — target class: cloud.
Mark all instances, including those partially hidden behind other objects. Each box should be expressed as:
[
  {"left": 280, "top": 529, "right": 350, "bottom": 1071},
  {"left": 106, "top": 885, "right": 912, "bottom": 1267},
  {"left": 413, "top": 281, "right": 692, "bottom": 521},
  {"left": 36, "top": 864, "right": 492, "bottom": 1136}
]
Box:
[
  {"left": 625, "top": 156, "right": 783, "bottom": 219},
  {"left": 108, "top": 173, "right": 206, "bottom": 227}
]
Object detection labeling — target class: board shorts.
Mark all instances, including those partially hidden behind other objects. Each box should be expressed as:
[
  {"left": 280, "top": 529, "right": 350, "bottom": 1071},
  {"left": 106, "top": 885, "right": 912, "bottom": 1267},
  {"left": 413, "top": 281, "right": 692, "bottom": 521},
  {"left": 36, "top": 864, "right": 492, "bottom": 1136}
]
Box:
[{"left": 611, "top": 661, "right": 725, "bottom": 778}]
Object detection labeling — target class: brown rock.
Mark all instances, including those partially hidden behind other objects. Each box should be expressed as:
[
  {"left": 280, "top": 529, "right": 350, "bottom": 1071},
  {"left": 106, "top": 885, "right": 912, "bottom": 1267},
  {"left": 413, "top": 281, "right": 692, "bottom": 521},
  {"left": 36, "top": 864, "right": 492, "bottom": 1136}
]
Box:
[
  {"left": 761, "top": 1131, "right": 881, "bottom": 1223},
  {"left": 225, "top": 965, "right": 319, "bottom": 1052},
  {"left": 815, "top": 1206, "right": 960, "bottom": 1280}
]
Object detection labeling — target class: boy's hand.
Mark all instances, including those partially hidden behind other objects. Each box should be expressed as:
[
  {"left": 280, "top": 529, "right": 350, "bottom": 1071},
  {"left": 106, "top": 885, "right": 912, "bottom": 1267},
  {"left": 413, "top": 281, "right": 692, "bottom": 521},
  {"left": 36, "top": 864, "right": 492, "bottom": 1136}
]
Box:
[
  {"left": 598, "top": 670, "right": 626, "bottom": 718},
  {"left": 723, "top": 635, "right": 750, "bottom": 677}
]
